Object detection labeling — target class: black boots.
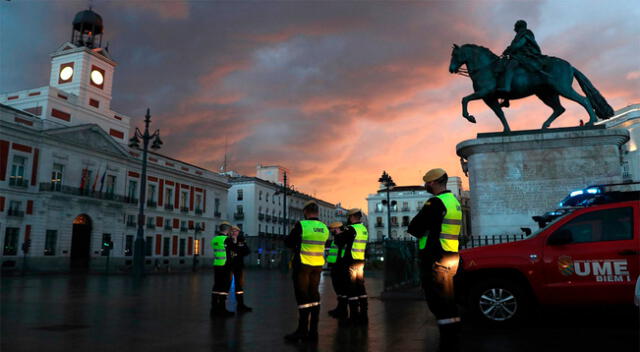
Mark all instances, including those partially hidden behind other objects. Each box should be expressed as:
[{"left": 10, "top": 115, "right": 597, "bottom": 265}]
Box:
[
  {"left": 358, "top": 297, "right": 368, "bottom": 324},
  {"left": 284, "top": 308, "right": 310, "bottom": 342},
  {"left": 210, "top": 294, "right": 234, "bottom": 318},
  {"left": 328, "top": 297, "right": 347, "bottom": 319},
  {"left": 438, "top": 323, "right": 461, "bottom": 352},
  {"left": 348, "top": 299, "right": 360, "bottom": 325},
  {"left": 236, "top": 294, "right": 253, "bottom": 313},
  {"left": 307, "top": 305, "right": 320, "bottom": 342}
]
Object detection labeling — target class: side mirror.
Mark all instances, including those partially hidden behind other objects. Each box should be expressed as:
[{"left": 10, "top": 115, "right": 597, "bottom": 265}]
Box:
[{"left": 548, "top": 229, "right": 573, "bottom": 245}]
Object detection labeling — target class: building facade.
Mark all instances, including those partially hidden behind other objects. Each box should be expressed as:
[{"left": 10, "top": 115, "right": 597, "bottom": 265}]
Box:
[
  {"left": 366, "top": 177, "right": 469, "bottom": 242},
  {"left": 597, "top": 104, "right": 640, "bottom": 183},
  {"left": 226, "top": 168, "right": 337, "bottom": 237},
  {"left": 0, "top": 10, "right": 230, "bottom": 273}
]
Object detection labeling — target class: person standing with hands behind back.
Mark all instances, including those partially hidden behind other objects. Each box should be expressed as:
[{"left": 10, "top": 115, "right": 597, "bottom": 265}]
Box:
[
  {"left": 229, "top": 226, "right": 252, "bottom": 313},
  {"left": 408, "top": 168, "right": 463, "bottom": 352}
]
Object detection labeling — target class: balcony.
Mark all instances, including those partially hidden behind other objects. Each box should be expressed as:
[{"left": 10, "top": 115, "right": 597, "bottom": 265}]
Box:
[
  {"left": 180, "top": 227, "right": 188, "bottom": 233},
  {"left": 164, "top": 204, "right": 174, "bottom": 210},
  {"left": 7, "top": 209, "right": 24, "bottom": 217},
  {"left": 375, "top": 223, "right": 384, "bottom": 228},
  {"left": 214, "top": 211, "right": 221, "bottom": 218},
  {"left": 390, "top": 223, "right": 400, "bottom": 227},
  {"left": 266, "top": 215, "right": 272, "bottom": 222},
  {"left": 146, "top": 223, "right": 156, "bottom": 229},
  {"left": 126, "top": 221, "right": 137, "bottom": 228},
  {"left": 180, "top": 206, "right": 189, "bottom": 213},
  {"left": 234, "top": 212, "right": 245, "bottom": 220},
  {"left": 195, "top": 208, "right": 203, "bottom": 215},
  {"left": 401, "top": 207, "right": 410, "bottom": 212},
  {"left": 9, "top": 178, "right": 29, "bottom": 188},
  {"left": 39, "top": 183, "right": 134, "bottom": 204},
  {"left": 164, "top": 223, "right": 173, "bottom": 230},
  {"left": 258, "top": 213, "right": 265, "bottom": 221},
  {"left": 147, "top": 200, "right": 157, "bottom": 208}
]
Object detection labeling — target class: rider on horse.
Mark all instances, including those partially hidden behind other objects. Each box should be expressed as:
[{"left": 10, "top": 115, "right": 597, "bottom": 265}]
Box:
[{"left": 497, "top": 20, "right": 547, "bottom": 97}]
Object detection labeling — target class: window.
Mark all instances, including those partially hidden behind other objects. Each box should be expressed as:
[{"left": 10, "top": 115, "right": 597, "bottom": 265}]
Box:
[
  {"left": 259, "top": 191, "right": 262, "bottom": 201},
  {"left": 10, "top": 155, "right": 26, "bottom": 185},
  {"left": 166, "top": 188, "right": 173, "bottom": 205},
  {"left": 181, "top": 191, "right": 188, "bottom": 208},
  {"left": 8, "top": 200, "right": 22, "bottom": 215},
  {"left": 51, "top": 163, "right": 64, "bottom": 190},
  {"left": 377, "top": 231, "right": 383, "bottom": 239},
  {"left": 145, "top": 236, "right": 153, "bottom": 256},
  {"left": 165, "top": 219, "right": 172, "bottom": 229},
  {"left": 376, "top": 217, "right": 383, "bottom": 225},
  {"left": 402, "top": 202, "right": 409, "bottom": 211},
  {"left": 265, "top": 193, "right": 269, "bottom": 203},
  {"left": 237, "top": 189, "right": 243, "bottom": 201},
  {"left": 196, "top": 194, "right": 202, "bottom": 210},
  {"left": 550, "top": 207, "right": 634, "bottom": 244},
  {"left": 376, "top": 203, "right": 383, "bottom": 212},
  {"left": 3, "top": 227, "right": 19, "bottom": 255},
  {"left": 417, "top": 201, "right": 423, "bottom": 210},
  {"left": 147, "top": 216, "right": 155, "bottom": 228},
  {"left": 128, "top": 180, "right": 137, "bottom": 200},
  {"left": 163, "top": 237, "right": 170, "bottom": 256},
  {"left": 83, "top": 170, "right": 93, "bottom": 191},
  {"left": 105, "top": 175, "right": 116, "bottom": 195},
  {"left": 148, "top": 184, "right": 156, "bottom": 202},
  {"left": 236, "top": 205, "right": 243, "bottom": 214},
  {"left": 259, "top": 224, "right": 262, "bottom": 233},
  {"left": 179, "top": 239, "right": 186, "bottom": 257},
  {"left": 125, "top": 235, "right": 133, "bottom": 256},
  {"left": 44, "top": 230, "right": 57, "bottom": 256},
  {"left": 214, "top": 198, "right": 220, "bottom": 212},
  {"left": 391, "top": 216, "right": 398, "bottom": 226},
  {"left": 402, "top": 216, "right": 410, "bottom": 226}
]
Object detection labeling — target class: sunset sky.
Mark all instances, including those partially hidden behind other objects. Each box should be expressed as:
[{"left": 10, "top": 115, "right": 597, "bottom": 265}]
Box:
[{"left": 2, "top": 0, "right": 639, "bottom": 210}]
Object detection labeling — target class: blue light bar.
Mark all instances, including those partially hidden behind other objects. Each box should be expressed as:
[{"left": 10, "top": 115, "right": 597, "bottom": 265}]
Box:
[
  {"left": 586, "top": 187, "right": 601, "bottom": 194},
  {"left": 570, "top": 190, "right": 584, "bottom": 197}
]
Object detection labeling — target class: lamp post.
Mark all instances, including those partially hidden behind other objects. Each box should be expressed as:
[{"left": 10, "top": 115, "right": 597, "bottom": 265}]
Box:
[
  {"left": 193, "top": 223, "right": 202, "bottom": 272},
  {"left": 129, "top": 108, "right": 163, "bottom": 279},
  {"left": 378, "top": 171, "right": 396, "bottom": 240}
]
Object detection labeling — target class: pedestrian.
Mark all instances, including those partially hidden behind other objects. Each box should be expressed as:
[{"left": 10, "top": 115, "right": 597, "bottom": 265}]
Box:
[
  {"left": 284, "top": 201, "right": 330, "bottom": 342},
  {"left": 229, "top": 225, "right": 253, "bottom": 313},
  {"left": 408, "top": 168, "right": 463, "bottom": 352},
  {"left": 339, "top": 208, "right": 369, "bottom": 325},
  {"left": 210, "top": 221, "right": 234, "bottom": 318},
  {"left": 327, "top": 221, "right": 348, "bottom": 320}
]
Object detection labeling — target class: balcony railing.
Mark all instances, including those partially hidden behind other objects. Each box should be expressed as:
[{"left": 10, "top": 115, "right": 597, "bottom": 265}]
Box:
[
  {"left": 401, "top": 207, "right": 410, "bottom": 212},
  {"left": 234, "top": 212, "right": 245, "bottom": 220},
  {"left": 126, "top": 221, "right": 136, "bottom": 228},
  {"left": 266, "top": 215, "right": 272, "bottom": 222},
  {"left": 146, "top": 223, "right": 156, "bottom": 229},
  {"left": 214, "top": 211, "right": 221, "bottom": 218},
  {"left": 164, "top": 224, "right": 173, "bottom": 230},
  {"left": 164, "top": 204, "right": 174, "bottom": 210},
  {"left": 258, "top": 213, "right": 265, "bottom": 220},
  {"left": 375, "top": 223, "right": 384, "bottom": 228},
  {"left": 9, "top": 178, "right": 29, "bottom": 188},
  {"left": 195, "top": 208, "right": 203, "bottom": 215},
  {"left": 39, "top": 182, "right": 134, "bottom": 204},
  {"left": 147, "top": 200, "right": 157, "bottom": 208},
  {"left": 180, "top": 227, "right": 188, "bottom": 233},
  {"left": 390, "top": 223, "right": 399, "bottom": 227},
  {"left": 180, "top": 206, "right": 189, "bottom": 213},
  {"left": 7, "top": 209, "right": 24, "bottom": 217}
]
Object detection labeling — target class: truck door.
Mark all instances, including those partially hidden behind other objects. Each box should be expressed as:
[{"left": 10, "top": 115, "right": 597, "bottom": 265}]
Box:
[{"left": 541, "top": 203, "right": 639, "bottom": 305}]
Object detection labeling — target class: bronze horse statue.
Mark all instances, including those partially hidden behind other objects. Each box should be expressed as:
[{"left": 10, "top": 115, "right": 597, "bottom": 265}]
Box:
[{"left": 449, "top": 44, "right": 613, "bottom": 132}]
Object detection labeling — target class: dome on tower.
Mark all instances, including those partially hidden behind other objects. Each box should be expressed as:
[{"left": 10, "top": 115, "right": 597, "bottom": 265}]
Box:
[{"left": 72, "top": 9, "right": 103, "bottom": 35}]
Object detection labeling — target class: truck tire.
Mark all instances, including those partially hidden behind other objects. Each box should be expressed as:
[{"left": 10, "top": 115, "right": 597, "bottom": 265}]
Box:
[{"left": 467, "top": 278, "right": 531, "bottom": 325}]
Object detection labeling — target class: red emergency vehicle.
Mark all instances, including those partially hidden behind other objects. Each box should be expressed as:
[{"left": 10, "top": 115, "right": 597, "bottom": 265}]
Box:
[{"left": 457, "top": 184, "right": 640, "bottom": 324}]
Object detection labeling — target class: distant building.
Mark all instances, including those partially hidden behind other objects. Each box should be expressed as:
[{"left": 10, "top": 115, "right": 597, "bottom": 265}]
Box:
[
  {"left": 226, "top": 168, "right": 337, "bottom": 237},
  {"left": 597, "top": 104, "right": 640, "bottom": 182},
  {"left": 0, "top": 9, "right": 229, "bottom": 273},
  {"left": 366, "top": 177, "right": 469, "bottom": 242}
]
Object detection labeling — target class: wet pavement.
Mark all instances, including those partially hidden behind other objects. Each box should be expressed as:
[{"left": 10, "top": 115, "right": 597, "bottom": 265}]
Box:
[{"left": 2, "top": 269, "right": 638, "bottom": 352}]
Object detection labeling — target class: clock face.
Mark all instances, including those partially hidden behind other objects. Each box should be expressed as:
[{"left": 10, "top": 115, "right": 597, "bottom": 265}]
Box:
[
  {"left": 91, "top": 70, "right": 104, "bottom": 85},
  {"left": 59, "top": 66, "right": 73, "bottom": 81}
]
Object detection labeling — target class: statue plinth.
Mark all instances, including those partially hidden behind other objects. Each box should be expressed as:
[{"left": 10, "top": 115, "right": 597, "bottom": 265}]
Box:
[{"left": 456, "top": 127, "right": 629, "bottom": 237}]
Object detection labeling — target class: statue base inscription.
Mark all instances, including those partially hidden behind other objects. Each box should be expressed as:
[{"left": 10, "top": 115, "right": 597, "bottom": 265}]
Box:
[{"left": 456, "top": 127, "right": 629, "bottom": 237}]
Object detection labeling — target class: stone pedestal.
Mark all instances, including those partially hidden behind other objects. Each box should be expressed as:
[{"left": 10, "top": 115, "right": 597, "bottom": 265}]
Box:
[{"left": 456, "top": 127, "right": 630, "bottom": 237}]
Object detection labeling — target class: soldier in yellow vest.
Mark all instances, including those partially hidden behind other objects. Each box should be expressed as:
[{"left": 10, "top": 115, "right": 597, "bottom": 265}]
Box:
[
  {"left": 338, "top": 208, "right": 369, "bottom": 325},
  {"left": 327, "top": 221, "right": 348, "bottom": 319},
  {"left": 284, "top": 201, "right": 330, "bottom": 342},
  {"left": 210, "top": 221, "right": 234, "bottom": 318},
  {"left": 408, "top": 168, "right": 462, "bottom": 351}
]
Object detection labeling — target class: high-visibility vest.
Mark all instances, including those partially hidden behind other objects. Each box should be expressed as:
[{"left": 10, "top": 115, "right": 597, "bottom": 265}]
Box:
[
  {"left": 211, "top": 234, "right": 227, "bottom": 266},
  {"left": 419, "top": 192, "right": 462, "bottom": 252},
  {"left": 300, "top": 220, "right": 330, "bottom": 266},
  {"left": 327, "top": 241, "right": 340, "bottom": 264},
  {"left": 350, "top": 223, "right": 368, "bottom": 260}
]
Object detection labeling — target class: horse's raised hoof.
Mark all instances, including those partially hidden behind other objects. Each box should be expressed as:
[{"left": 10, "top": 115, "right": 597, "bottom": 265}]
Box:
[
  {"left": 542, "top": 123, "right": 550, "bottom": 129},
  {"left": 464, "top": 115, "right": 477, "bottom": 123}
]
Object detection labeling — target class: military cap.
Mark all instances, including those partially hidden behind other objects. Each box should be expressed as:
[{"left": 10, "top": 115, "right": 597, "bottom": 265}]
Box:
[
  {"left": 422, "top": 168, "right": 447, "bottom": 183},
  {"left": 303, "top": 200, "right": 317, "bottom": 209},
  {"left": 347, "top": 208, "right": 362, "bottom": 216},
  {"left": 328, "top": 221, "right": 343, "bottom": 229}
]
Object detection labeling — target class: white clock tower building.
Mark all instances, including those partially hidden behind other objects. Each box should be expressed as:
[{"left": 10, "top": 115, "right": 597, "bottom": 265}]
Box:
[{"left": 1, "top": 8, "right": 131, "bottom": 144}]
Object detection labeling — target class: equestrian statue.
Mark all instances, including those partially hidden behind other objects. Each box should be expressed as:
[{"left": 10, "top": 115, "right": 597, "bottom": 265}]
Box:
[{"left": 449, "top": 20, "right": 614, "bottom": 132}]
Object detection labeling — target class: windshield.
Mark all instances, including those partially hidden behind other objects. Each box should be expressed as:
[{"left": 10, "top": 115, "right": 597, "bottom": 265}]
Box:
[{"left": 526, "top": 210, "right": 573, "bottom": 239}]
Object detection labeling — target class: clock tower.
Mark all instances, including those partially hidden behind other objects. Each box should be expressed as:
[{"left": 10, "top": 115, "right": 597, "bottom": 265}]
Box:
[{"left": 49, "top": 8, "right": 116, "bottom": 114}]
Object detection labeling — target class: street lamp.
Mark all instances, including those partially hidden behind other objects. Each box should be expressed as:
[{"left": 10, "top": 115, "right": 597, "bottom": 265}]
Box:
[
  {"left": 193, "top": 223, "right": 202, "bottom": 272},
  {"left": 378, "top": 171, "right": 396, "bottom": 240},
  {"left": 129, "top": 108, "right": 163, "bottom": 278}
]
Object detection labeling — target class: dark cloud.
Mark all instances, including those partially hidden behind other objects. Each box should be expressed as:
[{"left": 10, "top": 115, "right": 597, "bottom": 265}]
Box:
[{"left": 1, "top": 0, "right": 638, "bottom": 208}]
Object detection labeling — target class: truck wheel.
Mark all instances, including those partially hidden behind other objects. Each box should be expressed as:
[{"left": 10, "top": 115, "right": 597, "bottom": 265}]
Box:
[{"left": 468, "top": 278, "right": 530, "bottom": 325}]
